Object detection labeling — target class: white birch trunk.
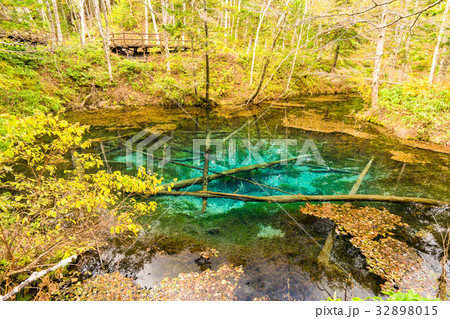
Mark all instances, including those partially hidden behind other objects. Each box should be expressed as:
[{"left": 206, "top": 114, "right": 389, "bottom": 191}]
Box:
[
  {"left": 286, "top": 1, "right": 307, "bottom": 90},
  {"left": 371, "top": 4, "right": 388, "bottom": 110},
  {"left": 148, "top": 0, "right": 160, "bottom": 45},
  {"left": 79, "top": 0, "right": 86, "bottom": 45},
  {"left": 0, "top": 255, "right": 77, "bottom": 302},
  {"left": 94, "top": 0, "right": 112, "bottom": 81},
  {"left": 104, "top": 0, "right": 111, "bottom": 13},
  {"left": 144, "top": 0, "right": 149, "bottom": 44},
  {"left": 37, "top": 0, "right": 50, "bottom": 31},
  {"left": 44, "top": 0, "right": 56, "bottom": 43},
  {"left": 161, "top": 0, "right": 171, "bottom": 73},
  {"left": 429, "top": 0, "right": 450, "bottom": 85},
  {"left": 51, "top": 0, "right": 63, "bottom": 43},
  {"left": 437, "top": 39, "right": 449, "bottom": 82},
  {"left": 250, "top": 0, "right": 272, "bottom": 86},
  {"left": 234, "top": 0, "right": 242, "bottom": 41},
  {"left": 182, "top": 2, "right": 186, "bottom": 45},
  {"left": 224, "top": 0, "right": 228, "bottom": 38}
]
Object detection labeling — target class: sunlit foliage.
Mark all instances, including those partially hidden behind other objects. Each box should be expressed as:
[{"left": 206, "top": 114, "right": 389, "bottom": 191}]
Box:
[{"left": 0, "top": 113, "right": 164, "bottom": 293}]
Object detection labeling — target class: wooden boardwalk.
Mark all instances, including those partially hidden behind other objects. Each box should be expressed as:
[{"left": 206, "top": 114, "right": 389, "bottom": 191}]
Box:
[{"left": 110, "top": 32, "right": 191, "bottom": 55}]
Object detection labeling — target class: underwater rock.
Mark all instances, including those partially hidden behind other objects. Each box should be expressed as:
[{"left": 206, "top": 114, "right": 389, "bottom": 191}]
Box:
[
  {"left": 206, "top": 227, "right": 221, "bottom": 235},
  {"left": 257, "top": 225, "right": 285, "bottom": 238},
  {"left": 310, "top": 218, "right": 335, "bottom": 233}
]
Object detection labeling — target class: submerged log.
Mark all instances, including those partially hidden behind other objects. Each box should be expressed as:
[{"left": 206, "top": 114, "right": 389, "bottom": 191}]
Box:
[
  {"left": 318, "top": 157, "right": 374, "bottom": 266},
  {"left": 223, "top": 121, "right": 249, "bottom": 142},
  {"left": 317, "top": 230, "right": 335, "bottom": 266},
  {"left": 153, "top": 191, "right": 449, "bottom": 206},
  {"left": 162, "top": 156, "right": 306, "bottom": 190},
  {"left": 349, "top": 157, "right": 374, "bottom": 195}
]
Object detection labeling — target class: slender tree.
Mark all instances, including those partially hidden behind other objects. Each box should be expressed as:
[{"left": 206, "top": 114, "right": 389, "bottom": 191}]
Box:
[
  {"left": 203, "top": 0, "right": 210, "bottom": 101},
  {"left": 51, "top": 0, "right": 63, "bottom": 43},
  {"left": 161, "top": 0, "right": 171, "bottom": 72},
  {"left": 93, "top": 0, "right": 113, "bottom": 80},
  {"left": 429, "top": 0, "right": 450, "bottom": 85},
  {"left": 250, "top": 0, "right": 272, "bottom": 86},
  {"left": 78, "top": 0, "right": 86, "bottom": 45},
  {"left": 371, "top": 3, "right": 388, "bottom": 110},
  {"left": 248, "top": 0, "right": 291, "bottom": 104},
  {"left": 286, "top": 0, "right": 307, "bottom": 90},
  {"left": 437, "top": 37, "right": 449, "bottom": 82}
]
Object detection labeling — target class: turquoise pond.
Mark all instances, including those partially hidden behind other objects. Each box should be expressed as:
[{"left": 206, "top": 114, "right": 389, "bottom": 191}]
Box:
[{"left": 66, "top": 95, "right": 450, "bottom": 300}]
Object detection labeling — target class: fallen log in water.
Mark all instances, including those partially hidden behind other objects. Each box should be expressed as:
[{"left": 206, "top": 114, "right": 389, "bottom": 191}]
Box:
[
  {"left": 153, "top": 190, "right": 449, "bottom": 206},
  {"left": 318, "top": 157, "right": 374, "bottom": 266},
  {"left": 349, "top": 157, "right": 374, "bottom": 195},
  {"left": 163, "top": 156, "right": 307, "bottom": 190}
]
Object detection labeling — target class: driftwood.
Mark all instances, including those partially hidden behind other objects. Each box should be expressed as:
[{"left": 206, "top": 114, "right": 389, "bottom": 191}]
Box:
[
  {"left": 0, "top": 255, "right": 77, "bottom": 301},
  {"left": 154, "top": 190, "right": 449, "bottom": 206}
]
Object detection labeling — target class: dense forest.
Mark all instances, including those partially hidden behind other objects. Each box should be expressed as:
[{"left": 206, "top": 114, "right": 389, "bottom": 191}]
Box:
[{"left": 0, "top": 0, "right": 449, "bottom": 302}]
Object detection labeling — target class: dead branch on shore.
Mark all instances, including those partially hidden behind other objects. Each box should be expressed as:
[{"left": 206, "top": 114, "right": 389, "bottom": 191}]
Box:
[{"left": 0, "top": 255, "right": 77, "bottom": 301}]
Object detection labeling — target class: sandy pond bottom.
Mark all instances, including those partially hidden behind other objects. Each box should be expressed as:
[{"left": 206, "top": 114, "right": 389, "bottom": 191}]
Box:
[{"left": 68, "top": 95, "right": 449, "bottom": 300}]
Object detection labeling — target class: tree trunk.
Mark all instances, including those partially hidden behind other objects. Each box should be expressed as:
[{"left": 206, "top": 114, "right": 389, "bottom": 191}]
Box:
[
  {"left": 104, "top": 0, "right": 111, "bottom": 14},
  {"left": 161, "top": 0, "right": 171, "bottom": 73},
  {"left": 224, "top": 0, "right": 228, "bottom": 41},
  {"left": 248, "top": 5, "right": 289, "bottom": 104},
  {"left": 147, "top": 0, "right": 160, "bottom": 45},
  {"left": 153, "top": 191, "right": 449, "bottom": 206},
  {"left": 286, "top": 1, "right": 306, "bottom": 90},
  {"left": 144, "top": 0, "right": 149, "bottom": 44},
  {"left": 332, "top": 43, "right": 340, "bottom": 70},
  {"left": 44, "top": 0, "right": 56, "bottom": 43},
  {"left": 1, "top": 255, "right": 77, "bottom": 301},
  {"left": 79, "top": 0, "right": 86, "bottom": 45},
  {"left": 250, "top": 0, "right": 272, "bottom": 86},
  {"left": 286, "top": 26, "right": 303, "bottom": 89},
  {"left": 437, "top": 41, "right": 449, "bottom": 82},
  {"left": 182, "top": 2, "right": 186, "bottom": 45},
  {"left": 51, "top": 0, "right": 63, "bottom": 43},
  {"left": 371, "top": 4, "right": 388, "bottom": 110},
  {"left": 161, "top": 156, "right": 305, "bottom": 190},
  {"left": 93, "top": 0, "right": 113, "bottom": 81},
  {"left": 318, "top": 158, "right": 374, "bottom": 266},
  {"left": 391, "top": 0, "right": 408, "bottom": 75},
  {"left": 429, "top": 0, "right": 450, "bottom": 85},
  {"left": 37, "top": 0, "right": 49, "bottom": 26},
  {"left": 399, "top": 32, "right": 411, "bottom": 82},
  {"left": 234, "top": 0, "right": 242, "bottom": 43},
  {"left": 203, "top": 0, "right": 210, "bottom": 101}
]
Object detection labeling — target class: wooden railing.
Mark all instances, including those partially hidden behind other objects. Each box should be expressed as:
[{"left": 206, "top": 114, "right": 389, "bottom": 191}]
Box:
[{"left": 110, "top": 32, "right": 190, "bottom": 49}]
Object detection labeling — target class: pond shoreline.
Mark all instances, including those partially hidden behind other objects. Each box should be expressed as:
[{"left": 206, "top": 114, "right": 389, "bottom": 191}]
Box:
[{"left": 66, "top": 94, "right": 450, "bottom": 155}]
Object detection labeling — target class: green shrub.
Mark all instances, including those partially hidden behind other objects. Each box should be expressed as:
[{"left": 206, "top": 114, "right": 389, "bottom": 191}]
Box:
[{"left": 328, "top": 290, "right": 441, "bottom": 301}]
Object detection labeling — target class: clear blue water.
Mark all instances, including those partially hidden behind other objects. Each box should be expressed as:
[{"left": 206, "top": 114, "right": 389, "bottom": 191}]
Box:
[{"left": 68, "top": 96, "right": 450, "bottom": 300}]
